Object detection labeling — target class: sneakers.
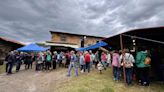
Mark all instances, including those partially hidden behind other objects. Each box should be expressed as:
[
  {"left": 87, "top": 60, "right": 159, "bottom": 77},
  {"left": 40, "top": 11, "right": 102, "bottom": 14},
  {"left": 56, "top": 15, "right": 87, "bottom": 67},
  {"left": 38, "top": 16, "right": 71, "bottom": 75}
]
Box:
[{"left": 67, "top": 74, "right": 70, "bottom": 77}]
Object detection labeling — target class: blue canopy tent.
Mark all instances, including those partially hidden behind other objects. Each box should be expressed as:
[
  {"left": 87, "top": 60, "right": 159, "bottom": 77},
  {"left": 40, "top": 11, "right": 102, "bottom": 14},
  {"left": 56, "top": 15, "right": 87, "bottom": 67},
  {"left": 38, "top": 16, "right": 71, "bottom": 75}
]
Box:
[
  {"left": 17, "top": 43, "right": 47, "bottom": 52},
  {"left": 75, "top": 47, "right": 86, "bottom": 51},
  {"left": 76, "top": 41, "right": 109, "bottom": 51},
  {"left": 85, "top": 41, "right": 108, "bottom": 51}
]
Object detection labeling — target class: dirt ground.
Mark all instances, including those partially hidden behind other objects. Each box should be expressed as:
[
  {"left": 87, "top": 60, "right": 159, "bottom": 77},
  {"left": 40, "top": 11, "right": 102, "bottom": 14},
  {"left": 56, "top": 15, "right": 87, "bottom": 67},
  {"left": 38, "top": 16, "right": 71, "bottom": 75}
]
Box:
[
  {"left": 0, "top": 67, "right": 70, "bottom": 92},
  {"left": 0, "top": 65, "right": 164, "bottom": 92}
]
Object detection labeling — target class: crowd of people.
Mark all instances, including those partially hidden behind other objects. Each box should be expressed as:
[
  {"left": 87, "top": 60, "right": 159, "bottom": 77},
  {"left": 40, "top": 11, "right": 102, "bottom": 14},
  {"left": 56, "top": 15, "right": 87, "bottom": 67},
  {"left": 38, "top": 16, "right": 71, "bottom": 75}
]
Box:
[
  {"left": 4, "top": 47, "right": 156, "bottom": 86},
  {"left": 5, "top": 50, "right": 71, "bottom": 73}
]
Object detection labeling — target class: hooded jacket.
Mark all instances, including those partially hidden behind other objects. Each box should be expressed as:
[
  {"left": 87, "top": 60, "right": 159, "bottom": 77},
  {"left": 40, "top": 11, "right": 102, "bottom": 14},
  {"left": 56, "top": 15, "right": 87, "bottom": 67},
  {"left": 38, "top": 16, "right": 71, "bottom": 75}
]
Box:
[{"left": 136, "top": 51, "right": 150, "bottom": 68}]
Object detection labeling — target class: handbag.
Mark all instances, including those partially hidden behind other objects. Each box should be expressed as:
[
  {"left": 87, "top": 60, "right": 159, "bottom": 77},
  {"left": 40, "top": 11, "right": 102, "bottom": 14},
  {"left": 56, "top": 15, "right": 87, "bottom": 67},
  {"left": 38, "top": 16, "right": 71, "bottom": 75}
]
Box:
[
  {"left": 123, "top": 54, "right": 133, "bottom": 68},
  {"left": 144, "top": 57, "right": 151, "bottom": 65},
  {"left": 124, "top": 61, "right": 133, "bottom": 68}
]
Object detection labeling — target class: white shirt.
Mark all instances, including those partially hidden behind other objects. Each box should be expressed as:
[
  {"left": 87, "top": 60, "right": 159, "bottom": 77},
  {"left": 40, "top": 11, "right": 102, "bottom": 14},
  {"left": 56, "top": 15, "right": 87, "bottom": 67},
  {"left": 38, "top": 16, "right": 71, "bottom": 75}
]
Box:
[
  {"left": 119, "top": 53, "right": 135, "bottom": 63},
  {"left": 107, "top": 53, "right": 111, "bottom": 63}
]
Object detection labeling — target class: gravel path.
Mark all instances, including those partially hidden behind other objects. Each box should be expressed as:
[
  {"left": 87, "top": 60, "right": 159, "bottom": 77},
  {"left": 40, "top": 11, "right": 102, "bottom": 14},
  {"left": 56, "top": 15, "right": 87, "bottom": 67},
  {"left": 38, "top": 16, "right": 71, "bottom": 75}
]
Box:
[{"left": 0, "top": 68, "right": 71, "bottom": 92}]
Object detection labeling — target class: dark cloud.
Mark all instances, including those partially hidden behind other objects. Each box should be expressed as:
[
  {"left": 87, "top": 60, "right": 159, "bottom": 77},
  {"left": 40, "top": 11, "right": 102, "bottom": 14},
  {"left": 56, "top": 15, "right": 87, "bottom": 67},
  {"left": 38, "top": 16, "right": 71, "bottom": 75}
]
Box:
[{"left": 0, "top": 0, "right": 164, "bottom": 43}]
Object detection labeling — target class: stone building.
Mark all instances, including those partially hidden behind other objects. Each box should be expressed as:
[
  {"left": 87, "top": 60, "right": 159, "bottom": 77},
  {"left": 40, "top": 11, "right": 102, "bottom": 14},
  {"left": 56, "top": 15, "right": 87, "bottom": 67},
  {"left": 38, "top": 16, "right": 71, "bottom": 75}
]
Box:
[
  {"left": 45, "top": 31, "right": 104, "bottom": 51},
  {"left": 0, "top": 37, "right": 24, "bottom": 65}
]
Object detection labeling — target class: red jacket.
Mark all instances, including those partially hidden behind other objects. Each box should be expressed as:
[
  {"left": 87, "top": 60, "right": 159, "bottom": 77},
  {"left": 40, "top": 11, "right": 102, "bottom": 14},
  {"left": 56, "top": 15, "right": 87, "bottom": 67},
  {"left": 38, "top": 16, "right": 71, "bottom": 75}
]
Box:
[{"left": 85, "top": 53, "right": 91, "bottom": 63}]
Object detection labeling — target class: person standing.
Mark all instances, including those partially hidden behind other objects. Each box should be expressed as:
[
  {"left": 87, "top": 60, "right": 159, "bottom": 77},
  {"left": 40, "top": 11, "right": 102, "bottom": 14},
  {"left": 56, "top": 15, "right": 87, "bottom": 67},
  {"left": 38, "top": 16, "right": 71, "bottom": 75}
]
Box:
[
  {"left": 36, "top": 52, "right": 44, "bottom": 71},
  {"left": 112, "top": 50, "right": 120, "bottom": 81},
  {"left": 95, "top": 51, "right": 99, "bottom": 69},
  {"left": 120, "top": 49, "right": 135, "bottom": 85},
  {"left": 90, "top": 52, "right": 95, "bottom": 70},
  {"left": 52, "top": 51, "right": 57, "bottom": 69},
  {"left": 61, "top": 52, "right": 66, "bottom": 67},
  {"left": 67, "top": 51, "right": 78, "bottom": 76},
  {"left": 27, "top": 53, "right": 33, "bottom": 69},
  {"left": 107, "top": 52, "right": 111, "bottom": 67},
  {"left": 101, "top": 52, "right": 107, "bottom": 70},
  {"left": 45, "top": 51, "right": 52, "bottom": 70},
  {"left": 16, "top": 52, "right": 23, "bottom": 72},
  {"left": 136, "top": 47, "right": 151, "bottom": 86},
  {"left": 57, "top": 52, "right": 62, "bottom": 67},
  {"left": 65, "top": 51, "right": 71, "bottom": 68},
  {"left": 5, "top": 51, "right": 16, "bottom": 74},
  {"left": 24, "top": 53, "right": 29, "bottom": 70},
  {"left": 79, "top": 52, "right": 85, "bottom": 73},
  {"left": 84, "top": 51, "right": 91, "bottom": 73}
]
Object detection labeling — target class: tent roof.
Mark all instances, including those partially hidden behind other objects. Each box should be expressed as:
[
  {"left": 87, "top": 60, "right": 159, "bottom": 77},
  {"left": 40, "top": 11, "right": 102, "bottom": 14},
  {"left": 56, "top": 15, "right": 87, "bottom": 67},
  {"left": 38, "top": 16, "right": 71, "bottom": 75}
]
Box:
[
  {"left": 76, "top": 41, "right": 108, "bottom": 51},
  {"left": 17, "top": 43, "right": 47, "bottom": 52},
  {"left": 45, "top": 41, "right": 79, "bottom": 48},
  {"left": 85, "top": 41, "right": 108, "bottom": 51},
  {"left": 103, "top": 26, "right": 164, "bottom": 49}
]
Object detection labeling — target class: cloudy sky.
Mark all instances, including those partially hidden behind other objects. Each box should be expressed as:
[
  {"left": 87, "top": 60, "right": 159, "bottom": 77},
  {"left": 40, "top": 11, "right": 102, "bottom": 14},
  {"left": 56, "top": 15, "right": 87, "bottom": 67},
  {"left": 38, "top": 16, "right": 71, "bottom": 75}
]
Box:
[{"left": 0, "top": 0, "right": 164, "bottom": 44}]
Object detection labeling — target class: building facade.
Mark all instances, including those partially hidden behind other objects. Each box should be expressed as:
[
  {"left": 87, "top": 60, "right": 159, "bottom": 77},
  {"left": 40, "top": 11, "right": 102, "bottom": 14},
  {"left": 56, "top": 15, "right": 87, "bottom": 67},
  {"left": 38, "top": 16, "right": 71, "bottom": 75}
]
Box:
[
  {"left": 0, "top": 37, "right": 24, "bottom": 65},
  {"left": 46, "top": 31, "right": 104, "bottom": 51}
]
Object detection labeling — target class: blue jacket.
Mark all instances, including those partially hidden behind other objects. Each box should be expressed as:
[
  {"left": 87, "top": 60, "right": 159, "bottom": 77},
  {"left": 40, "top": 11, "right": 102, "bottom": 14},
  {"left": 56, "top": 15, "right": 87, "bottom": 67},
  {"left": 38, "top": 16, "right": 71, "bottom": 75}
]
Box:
[{"left": 70, "top": 54, "right": 77, "bottom": 62}]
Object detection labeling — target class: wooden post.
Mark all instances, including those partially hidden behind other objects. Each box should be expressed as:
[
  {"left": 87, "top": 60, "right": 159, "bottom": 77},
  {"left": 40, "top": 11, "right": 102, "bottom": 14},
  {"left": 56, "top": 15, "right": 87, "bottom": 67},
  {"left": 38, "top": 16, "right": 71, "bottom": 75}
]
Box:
[{"left": 120, "top": 34, "right": 126, "bottom": 83}]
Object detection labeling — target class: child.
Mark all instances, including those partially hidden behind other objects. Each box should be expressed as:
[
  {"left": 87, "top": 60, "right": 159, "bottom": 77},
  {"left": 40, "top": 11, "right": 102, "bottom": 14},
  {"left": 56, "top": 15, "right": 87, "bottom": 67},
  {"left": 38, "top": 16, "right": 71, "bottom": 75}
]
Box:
[{"left": 97, "top": 62, "right": 104, "bottom": 74}]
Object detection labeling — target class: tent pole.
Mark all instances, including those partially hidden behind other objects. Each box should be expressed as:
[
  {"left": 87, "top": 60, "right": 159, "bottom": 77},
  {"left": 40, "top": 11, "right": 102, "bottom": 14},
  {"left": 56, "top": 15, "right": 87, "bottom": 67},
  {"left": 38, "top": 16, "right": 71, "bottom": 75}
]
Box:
[
  {"left": 120, "top": 34, "right": 126, "bottom": 84},
  {"left": 120, "top": 34, "right": 123, "bottom": 50}
]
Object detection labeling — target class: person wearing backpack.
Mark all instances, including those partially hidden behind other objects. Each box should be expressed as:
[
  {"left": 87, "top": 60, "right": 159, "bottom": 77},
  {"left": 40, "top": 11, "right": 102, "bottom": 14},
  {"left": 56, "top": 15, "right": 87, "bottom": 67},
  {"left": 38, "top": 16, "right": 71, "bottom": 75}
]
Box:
[
  {"left": 45, "top": 51, "right": 52, "bottom": 71},
  {"left": 120, "top": 49, "right": 135, "bottom": 85},
  {"left": 136, "top": 47, "right": 151, "bottom": 86}
]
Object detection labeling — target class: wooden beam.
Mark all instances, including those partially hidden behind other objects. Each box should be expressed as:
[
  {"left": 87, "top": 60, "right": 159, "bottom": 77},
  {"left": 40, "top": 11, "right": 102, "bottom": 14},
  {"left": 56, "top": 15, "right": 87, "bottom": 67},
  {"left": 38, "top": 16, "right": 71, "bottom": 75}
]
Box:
[{"left": 120, "top": 34, "right": 126, "bottom": 84}]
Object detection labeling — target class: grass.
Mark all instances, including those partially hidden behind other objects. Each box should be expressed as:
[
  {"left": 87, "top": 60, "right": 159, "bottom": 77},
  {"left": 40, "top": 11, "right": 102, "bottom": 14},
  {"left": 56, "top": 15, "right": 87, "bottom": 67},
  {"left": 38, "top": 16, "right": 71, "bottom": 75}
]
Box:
[
  {"left": 55, "top": 68, "right": 164, "bottom": 92},
  {"left": 0, "top": 64, "right": 5, "bottom": 74}
]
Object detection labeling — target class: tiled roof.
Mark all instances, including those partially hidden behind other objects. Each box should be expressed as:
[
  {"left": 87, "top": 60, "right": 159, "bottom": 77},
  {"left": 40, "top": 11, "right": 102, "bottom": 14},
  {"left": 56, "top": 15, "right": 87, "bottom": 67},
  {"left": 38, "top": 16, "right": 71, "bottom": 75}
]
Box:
[{"left": 0, "top": 37, "right": 25, "bottom": 46}]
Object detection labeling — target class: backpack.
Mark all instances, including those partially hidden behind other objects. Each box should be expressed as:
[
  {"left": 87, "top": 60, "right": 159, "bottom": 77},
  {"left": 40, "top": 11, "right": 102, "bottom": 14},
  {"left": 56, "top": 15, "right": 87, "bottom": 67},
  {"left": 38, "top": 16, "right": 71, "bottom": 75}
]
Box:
[
  {"left": 144, "top": 57, "right": 151, "bottom": 65},
  {"left": 46, "top": 55, "right": 51, "bottom": 62},
  {"left": 123, "top": 54, "right": 133, "bottom": 68}
]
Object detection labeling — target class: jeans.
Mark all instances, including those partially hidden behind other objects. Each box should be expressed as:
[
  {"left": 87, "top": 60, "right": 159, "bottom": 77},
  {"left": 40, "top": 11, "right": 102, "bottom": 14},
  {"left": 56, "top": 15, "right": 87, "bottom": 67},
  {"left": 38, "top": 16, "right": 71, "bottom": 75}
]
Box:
[
  {"left": 113, "top": 66, "right": 120, "bottom": 81},
  {"left": 102, "top": 61, "right": 106, "bottom": 70},
  {"left": 28, "top": 61, "right": 32, "bottom": 69},
  {"left": 125, "top": 68, "right": 133, "bottom": 85},
  {"left": 85, "top": 62, "right": 90, "bottom": 73},
  {"left": 6, "top": 62, "right": 13, "bottom": 74},
  {"left": 46, "top": 62, "right": 51, "bottom": 70},
  {"left": 137, "top": 67, "right": 150, "bottom": 85},
  {"left": 52, "top": 60, "right": 56, "bottom": 69},
  {"left": 80, "top": 65, "right": 85, "bottom": 71},
  {"left": 16, "top": 61, "right": 22, "bottom": 71},
  {"left": 68, "top": 62, "right": 78, "bottom": 76}
]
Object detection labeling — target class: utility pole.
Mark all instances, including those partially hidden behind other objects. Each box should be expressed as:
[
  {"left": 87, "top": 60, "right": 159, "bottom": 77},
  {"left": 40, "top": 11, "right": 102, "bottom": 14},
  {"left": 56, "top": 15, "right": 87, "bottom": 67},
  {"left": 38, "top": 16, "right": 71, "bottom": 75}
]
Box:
[{"left": 120, "top": 34, "right": 126, "bottom": 84}]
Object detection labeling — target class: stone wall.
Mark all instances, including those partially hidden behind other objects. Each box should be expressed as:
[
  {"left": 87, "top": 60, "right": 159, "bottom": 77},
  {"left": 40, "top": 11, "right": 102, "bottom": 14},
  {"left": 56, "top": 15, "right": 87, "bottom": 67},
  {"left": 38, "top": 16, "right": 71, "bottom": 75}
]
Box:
[{"left": 0, "top": 45, "right": 13, "bottom": 65}]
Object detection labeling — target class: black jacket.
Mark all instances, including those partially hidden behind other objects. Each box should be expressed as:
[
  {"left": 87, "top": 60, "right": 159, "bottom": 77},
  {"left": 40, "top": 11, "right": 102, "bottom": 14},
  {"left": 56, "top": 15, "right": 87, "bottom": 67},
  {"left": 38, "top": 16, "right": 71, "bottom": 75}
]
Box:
[{"left": 6, "top": 53, "right": 16, "bottom": 63}]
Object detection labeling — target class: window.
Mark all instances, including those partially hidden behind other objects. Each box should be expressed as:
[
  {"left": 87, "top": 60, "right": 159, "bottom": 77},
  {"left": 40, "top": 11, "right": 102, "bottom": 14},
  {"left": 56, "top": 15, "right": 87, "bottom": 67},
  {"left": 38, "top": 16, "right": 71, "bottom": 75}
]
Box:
[{"left": 60, "top": 35, "right": 67, "bottom": 42}]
